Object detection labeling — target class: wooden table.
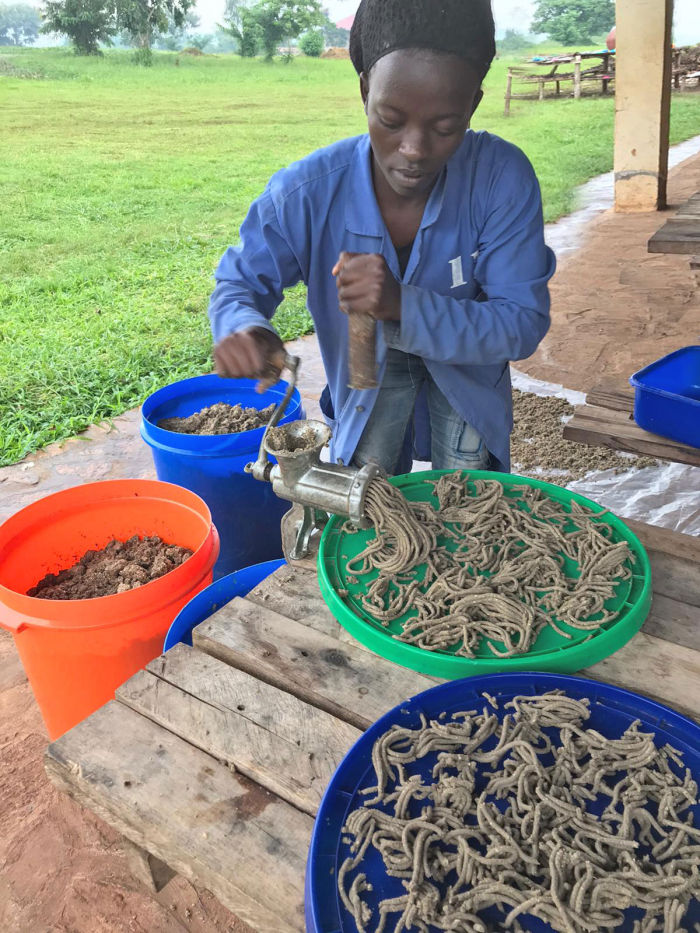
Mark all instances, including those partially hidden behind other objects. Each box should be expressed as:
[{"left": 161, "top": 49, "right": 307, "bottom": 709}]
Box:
[
  {"left": 45, "top": 525, "right": 700, "bottom": 931},
  {"left": 648, "top": 191, "right": 700, "bottom": 257},
  {"left": 564, "top": 382, "right": 700, "bottom": 467},
  {"left": 505, "top": 50, "right": 614, "bottom": 114}
]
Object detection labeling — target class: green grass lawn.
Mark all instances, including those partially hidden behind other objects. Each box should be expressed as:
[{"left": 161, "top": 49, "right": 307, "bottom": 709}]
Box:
[{"left": 1, "top": 47, "right": 699, "bottom": 466}]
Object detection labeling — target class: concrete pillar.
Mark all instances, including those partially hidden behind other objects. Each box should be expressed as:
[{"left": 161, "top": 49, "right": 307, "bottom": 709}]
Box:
[{"left": 614, "top": 0, "right": 673, "bottom": 212}]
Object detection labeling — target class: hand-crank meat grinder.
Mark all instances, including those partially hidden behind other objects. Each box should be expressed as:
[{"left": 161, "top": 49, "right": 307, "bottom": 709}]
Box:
[{"left": 245, "top": 355, "right": 380, "bottom": 560}]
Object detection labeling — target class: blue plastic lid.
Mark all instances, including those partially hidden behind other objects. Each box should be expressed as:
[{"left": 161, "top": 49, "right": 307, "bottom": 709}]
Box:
[{"left": 306, "top": 672, "right": 700, "bottom": 932}]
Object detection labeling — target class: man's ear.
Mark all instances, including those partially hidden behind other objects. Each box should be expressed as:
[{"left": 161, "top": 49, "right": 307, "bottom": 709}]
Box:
[
  {"left": 360, "top": 71, "right": 369, "bottom": 112},
  {"left": 470, "top": 87, "right": 484, "bottom": 120}
]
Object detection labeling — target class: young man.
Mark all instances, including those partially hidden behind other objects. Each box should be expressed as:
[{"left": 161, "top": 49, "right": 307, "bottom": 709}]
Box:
[{"left": 209, "top": 0, "right": 555, "bottom": 475}]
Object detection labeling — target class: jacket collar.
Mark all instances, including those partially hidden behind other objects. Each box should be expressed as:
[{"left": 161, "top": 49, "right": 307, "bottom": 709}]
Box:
[{"left": 344, "top": 134, "right": 450, "bottom": 238}]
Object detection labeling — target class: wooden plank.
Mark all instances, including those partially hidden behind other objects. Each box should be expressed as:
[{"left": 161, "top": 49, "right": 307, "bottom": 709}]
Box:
[
  {"left": 246, "top": 561, "right": 372, "bottom": 652},
  {"left": 645, "top": 550, "right": 700, "bottom": 609},
  {"left": 246, "top": 564, "right": 341, "bottom": 639},
  {"left": 117, "top": 644, "right": 360, "bottom": 816},
  {"left": 194, "top": 596, "right": 438, "bottom": 731},
  {"left": 648, "top": 218, "right": 700, "bottom": 255},
  {"left": 564, "top": 404, "right": 700, "bottom": 466},
  {"left": 583, "top": 631, "right": 700, "bottom": 723},
  {"left": 643, "top": 593, "right": 700, "bottom": 652},
  {"left": 585, "top": 384, "right": 634, "bottom": 412},
  {"left": 625, "top": 515, "right": 700, "bottom": 565},
  {"left": 45, "top": 701, "right": 310, "bottom": 932},
  {"left": 625, "top": 518, "right": 700, "bottom": 609},
  {"left": 676, "top": 193, "right": 700, "bottom": 216}
]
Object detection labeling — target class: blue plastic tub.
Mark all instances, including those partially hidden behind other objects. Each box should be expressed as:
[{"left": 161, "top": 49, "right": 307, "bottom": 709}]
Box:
[
  {"left": 164, "top": 557, "right": 285, "bottom": 651},
  {"left": 305, "top": 672, "right": 700, "bottom": 932},
  {"left": 630, "top": 346, "right": 700, "bottom": 448},
  {"left": 141, "top": 375, "right": 303, "bottom": 579}
]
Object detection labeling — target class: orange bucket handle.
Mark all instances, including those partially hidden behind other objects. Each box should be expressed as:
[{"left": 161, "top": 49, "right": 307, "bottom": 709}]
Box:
[{"left": 0, "top": 603, "right": 28, "bottom": 633}]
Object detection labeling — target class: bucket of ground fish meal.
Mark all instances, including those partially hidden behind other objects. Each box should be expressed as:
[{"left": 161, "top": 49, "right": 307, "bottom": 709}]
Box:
[
  {"left": 0, "top": 479, "right": 219, "bottom": 739},
  {"left": 141, "top": 374, "right": 304, "bottom": 579}
]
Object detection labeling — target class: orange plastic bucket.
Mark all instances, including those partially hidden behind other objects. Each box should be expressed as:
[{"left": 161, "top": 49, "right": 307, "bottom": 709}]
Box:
[{"left": 0, "top": 479, "right": 219, "bottom": 739}]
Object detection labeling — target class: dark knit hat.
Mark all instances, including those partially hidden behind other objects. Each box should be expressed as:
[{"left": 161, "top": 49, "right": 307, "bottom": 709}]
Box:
[{"left": 349, "top": 0, "right": 496, "bottom": 82}]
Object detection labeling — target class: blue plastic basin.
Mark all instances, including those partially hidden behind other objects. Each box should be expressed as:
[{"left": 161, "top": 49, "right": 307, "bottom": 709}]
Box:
[
  {"left": 306, "top": 672, "right": 700, "bottom": 932},
  {"left": 164, "top": 557, "right": 286, "bottom": 651},
  {"left": 141, "top": 374, "right": 303, "bottom": 579},
  {"left": 630, "top": 346, "right": 700, "bottom": 449}
]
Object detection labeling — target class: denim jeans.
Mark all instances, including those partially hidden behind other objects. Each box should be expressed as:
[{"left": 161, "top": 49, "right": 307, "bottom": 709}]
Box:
[{"left": 352, "top": 348, "right": 491, "bottom": 475}]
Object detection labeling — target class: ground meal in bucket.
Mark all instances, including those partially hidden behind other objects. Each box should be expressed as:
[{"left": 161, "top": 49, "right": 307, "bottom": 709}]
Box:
[
  {"left": 158, "top": 402, "right": 276, "bottom": 435},
  {"left": 28, "top": 535, "right": 192, "bottom": 599}
]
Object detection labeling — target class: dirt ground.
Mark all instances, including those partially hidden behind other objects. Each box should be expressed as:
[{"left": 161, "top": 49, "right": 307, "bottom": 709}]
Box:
[
  {"left": 1, "top": 150, "right": 699, "bottom": 933},
  {"left": 519, "top": 153, "right": 700, "bottom": 391},
  {"left": 0, "top": 629, "right": 252, "bottom": 933}
]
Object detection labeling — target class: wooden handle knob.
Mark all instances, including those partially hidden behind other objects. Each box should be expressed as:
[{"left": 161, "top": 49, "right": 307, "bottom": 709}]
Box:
[{"left": 348, "top": 313, "right": 378, "bottom": 390}]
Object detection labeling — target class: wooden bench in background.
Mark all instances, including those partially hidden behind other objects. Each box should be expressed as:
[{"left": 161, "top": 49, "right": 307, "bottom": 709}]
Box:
[{"left": 648, "top": 191, "right": 700, "bottom": 272}]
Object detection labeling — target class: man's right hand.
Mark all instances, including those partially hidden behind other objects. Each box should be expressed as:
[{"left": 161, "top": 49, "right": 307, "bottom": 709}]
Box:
[{"left": 213, "top": 327, "right": 287, "bottom": 393}]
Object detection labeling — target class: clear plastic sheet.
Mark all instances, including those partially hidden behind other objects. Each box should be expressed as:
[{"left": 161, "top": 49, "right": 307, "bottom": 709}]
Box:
[{"left": 511, "top": 368, "right": 700, "bottom": 536}]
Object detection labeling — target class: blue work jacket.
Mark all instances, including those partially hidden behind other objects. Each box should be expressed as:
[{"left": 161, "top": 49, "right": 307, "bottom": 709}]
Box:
[{"left": 209, "top": 131, "right": 556, "bottom": 470}]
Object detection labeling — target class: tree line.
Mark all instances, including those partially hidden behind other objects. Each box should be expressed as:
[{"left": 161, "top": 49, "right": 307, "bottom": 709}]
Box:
[
  {"left": 1, "top": 0, "right": 614, "bottom": 61},
  {"left": 17, "top": 0, "right": 345, "bottom": 61}
]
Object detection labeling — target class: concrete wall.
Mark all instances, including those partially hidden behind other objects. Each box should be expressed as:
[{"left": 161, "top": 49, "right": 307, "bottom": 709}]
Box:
[{"left": 614, "top": 0, "right": 673, "bottom": 212}]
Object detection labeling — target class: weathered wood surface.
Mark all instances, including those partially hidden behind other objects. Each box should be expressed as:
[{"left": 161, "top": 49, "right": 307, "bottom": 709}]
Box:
[
  {"left": 246, "top": 561, "right": 374, "bottom": 652},
  {"left": 194, "top": 596, "right": 438, "bottom": 731},
  {"left": 585, "top": 384, "right": 634, "bottom": 411},
  {"left": 45, "top": 701, "right": 310, "bottom": 932},
  {"left": 196, "top": 573, "right": 700, "bottom": 725},
  {"left": 648, "top": 191, "right": 700, "bottom": 254},
  {"left": 584, "top": 630, "right": 700, "bottom": 722},
  {"left": 643, "top": 593, "right": 700, "bottom": 652},
  {"left": 626, "top": 517, "right": 700, "bottom": 609},
  {"left": 117, "top": 643, "right": 360, "bottom": 816},
  {"left": 563, "top": 399, "right": 700, "bottom": 466},
  {"left": 648, "top": 218, "right": 700, "bottom": 254},
  {"left": 677, "top": 192, "right": 700, "bottom": 216},
  {"left": 245, "top": 562, "right": 340, "bottom": 638}
]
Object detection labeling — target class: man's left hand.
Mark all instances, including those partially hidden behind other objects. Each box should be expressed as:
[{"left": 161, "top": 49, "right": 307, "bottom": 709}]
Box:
[{"left": 332, "top": 252, "right": 401, "bottom": 321}]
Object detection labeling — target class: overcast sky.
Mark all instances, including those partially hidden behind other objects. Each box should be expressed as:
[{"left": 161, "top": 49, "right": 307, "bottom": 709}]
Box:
[
  {"left": 189, "top": 0, "right": 699, "bottom": 45},
  {"left": 29, "top": 0, "right": 699, "bottom": 47}
]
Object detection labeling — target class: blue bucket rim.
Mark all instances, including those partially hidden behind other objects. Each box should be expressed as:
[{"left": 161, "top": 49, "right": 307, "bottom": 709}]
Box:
[
  {"left": 141, "top": 374, "right": 304, "bottom": 456},
  {"left": 629, "top": 345, "right": 700, "bottom": 407},
  {"left": 164, "top": 557, "right": 286, "bottom": 651},
  {"left": 305, "top": 671, "right": 700, "bottom": 932}
]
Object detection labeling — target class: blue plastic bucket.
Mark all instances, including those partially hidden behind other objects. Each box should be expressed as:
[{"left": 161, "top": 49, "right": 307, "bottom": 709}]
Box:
[
  {"left": 141, "top": 375, "right": 303, "bottom": 579},
  {"left": 164, "top": 557, "right": 286, "bottom": 651}
]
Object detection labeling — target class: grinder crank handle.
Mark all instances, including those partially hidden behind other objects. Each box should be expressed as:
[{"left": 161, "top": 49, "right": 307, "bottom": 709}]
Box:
[
  {"left": 348, "top": 312, "right": 378, "bottom": 390},
  {"left": 334, "top": 253, "right": 379, "bottom": 390},
  {"left": 246, "top": 354, "right": 300, "bottom": 481}
]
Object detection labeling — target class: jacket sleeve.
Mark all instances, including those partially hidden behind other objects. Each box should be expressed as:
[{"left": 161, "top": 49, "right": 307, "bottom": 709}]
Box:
[
  {"left": 384, "top": 152, "right": 555, "bottom": 365},
  {"left": 208, "top": 187, "right": 304, "bottom": 343}
]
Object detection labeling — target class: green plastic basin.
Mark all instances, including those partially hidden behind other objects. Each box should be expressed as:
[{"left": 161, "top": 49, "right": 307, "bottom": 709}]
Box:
[{"left": 317, "top": 470, "right": 652, "bottom": 678}]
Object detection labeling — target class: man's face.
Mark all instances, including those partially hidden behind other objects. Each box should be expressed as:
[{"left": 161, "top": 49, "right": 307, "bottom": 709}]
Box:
[{"left": 362, "top": 50, "right": 482, "bottom": 200}]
